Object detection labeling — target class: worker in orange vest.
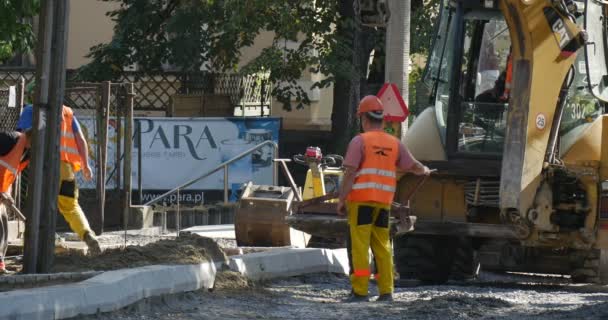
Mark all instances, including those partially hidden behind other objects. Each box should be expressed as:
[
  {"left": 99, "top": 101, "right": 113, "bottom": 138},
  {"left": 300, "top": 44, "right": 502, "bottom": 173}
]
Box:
[
  {"left": 337, "top": 95, "right": 431, "bottom": 302},
  {"left": 0, "top": 127, "right": 33, "bottom": 273},
  {"left": 500, "top": 49, "right": 513, "bottom": 101},
  {"left": 17, "top": 103, "right": 102, "bottom": 256}
]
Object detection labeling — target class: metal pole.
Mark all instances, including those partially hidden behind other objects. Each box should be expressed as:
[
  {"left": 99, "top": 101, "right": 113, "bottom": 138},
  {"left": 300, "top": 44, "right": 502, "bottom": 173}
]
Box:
[
  {"left": 273, "top": 144, "right": 279, "bottom": 185},
  {"left": 176, "top": 188, "right": 181, "bottom": 236},
  {"left": 23, "top": 0, "right": 54, "bottom": 274},
  {"left": 14, "top": 78, "right": 25, "bottom": 208},
  {"left": 95, "top": 81, "right": 110, "bottom": 235},
  {"left": 224, "top": 165, "right": 229, "bottom": 203},
  {"left": 123, "top": 84, "right": 134, "bottom": 244},
  {"left": 137, "top": 120, "right": 143, "bottom": 204}
]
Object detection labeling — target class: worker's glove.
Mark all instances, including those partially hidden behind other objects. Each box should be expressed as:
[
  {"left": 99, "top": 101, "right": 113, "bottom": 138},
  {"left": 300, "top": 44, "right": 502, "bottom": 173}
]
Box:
[
  {"left": 0, "top": 192, "right": 14, "bottom": 206},
  {"left": 422, "top": 166, "right": 432, "bottom": 176}
]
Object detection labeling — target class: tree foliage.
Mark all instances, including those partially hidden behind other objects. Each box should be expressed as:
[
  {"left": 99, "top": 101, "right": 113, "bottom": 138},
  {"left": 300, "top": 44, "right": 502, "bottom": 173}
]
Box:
[
  {"left": 80, "top": 0, "right": 351, "bottom": 111},
  {"left": 0, "top": 0, "right": 39, "bottom": 62},
  {"left": 411, "top": 0, "right": 440, "bottom": 56}
]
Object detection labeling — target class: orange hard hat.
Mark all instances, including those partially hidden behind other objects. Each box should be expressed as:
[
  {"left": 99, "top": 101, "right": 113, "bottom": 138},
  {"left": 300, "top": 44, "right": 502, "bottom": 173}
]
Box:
[{"left": 357, "top": 95, "right": 384, "bottom": 119}]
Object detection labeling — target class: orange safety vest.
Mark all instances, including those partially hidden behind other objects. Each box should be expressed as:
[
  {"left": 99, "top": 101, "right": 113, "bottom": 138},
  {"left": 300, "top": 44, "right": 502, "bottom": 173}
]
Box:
[
  {"left": 347, "top": 131, "right": 399, "bottom": 205},
  {"left": 0, "top": 133, "right": 27, "bottom": 193},
  {"left": 60, "top": 106, "right": 82, "bottom": 172}
]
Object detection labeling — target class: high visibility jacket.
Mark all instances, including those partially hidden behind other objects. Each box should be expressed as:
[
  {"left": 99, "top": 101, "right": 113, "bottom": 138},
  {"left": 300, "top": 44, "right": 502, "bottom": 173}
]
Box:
[
  {"left": 60, "top": 106, "right": 82, "bottom": 172},
  {"left": 347, "top": 131, "right": 399, "bottom": 205},
  {"left": 0, "top": 133, "right": 27, "bottom": 193}
]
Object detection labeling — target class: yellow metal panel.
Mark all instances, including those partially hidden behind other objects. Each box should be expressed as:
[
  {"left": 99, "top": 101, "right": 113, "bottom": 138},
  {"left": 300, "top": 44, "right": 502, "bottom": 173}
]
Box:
[
  {"left": 441, "top": 181, "right": 467, "bottom": 222},
  {"left": 398, "top": 176, "right": 466, "bottom": 221},
  {"left": 499, "top": 0, "right": 583, "bottom": 213},
  {"left": 562, "top": 118, "right": 603, "bottom": 163}
]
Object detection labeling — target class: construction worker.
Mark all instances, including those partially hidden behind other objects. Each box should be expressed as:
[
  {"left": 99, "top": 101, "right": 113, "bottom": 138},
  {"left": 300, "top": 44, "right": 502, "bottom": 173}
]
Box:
[
  {"left": 337, "top": 95, "right": 430, "bottom": 302},
  {"left": 17, "top": 103, "right": 102, "bottom": 255},
  {"left": 0, "top": 128, "right": 33, "bottom": 273}
]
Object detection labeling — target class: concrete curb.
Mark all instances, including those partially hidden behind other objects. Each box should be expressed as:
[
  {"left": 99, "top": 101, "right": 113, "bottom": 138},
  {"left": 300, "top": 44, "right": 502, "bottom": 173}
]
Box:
[
  {"left": 0, "top": 263, "right": 216, "bottom": 320},
  {"left": 228, "top": 248, "right": 349, "bottom": 281},
  {"left": 0, "top": 247, "right": 348, "bottom": 319}
]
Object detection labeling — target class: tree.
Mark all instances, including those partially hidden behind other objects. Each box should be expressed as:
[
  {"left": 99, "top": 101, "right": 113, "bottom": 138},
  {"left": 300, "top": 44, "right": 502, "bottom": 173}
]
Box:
[
  {"left": 80, "top": 0, "right": 437, "bottom": 153},
  {"left": 0, "top": 0, "right": 39, "bottom": 63}
]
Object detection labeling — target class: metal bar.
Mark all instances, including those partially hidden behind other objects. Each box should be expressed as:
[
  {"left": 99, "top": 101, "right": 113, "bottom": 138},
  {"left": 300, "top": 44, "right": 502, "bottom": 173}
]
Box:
[
  {"left": 176, "top": 188, "right": 181, "bottom": 235},
  {"left": 116, "top": 87, "right": 122, "bottom": 197},
  {"left": 137, "top": 119, "right": 143, "bottom": 204},
  {"left": 144, "top": 140, "right": 278, "bottom": 207},
  {"left": 223, "top": 166, "right": 229, "bottom": 203},
  {"left": 275, "top": 159, "right": 302, "bottom": 201},
  {"left": 124, "top": 88, "right": 135, "bottom": 202},
  {"left": 95, "top": 81, "right": 110, "bottom": 235},
  {"left": 123, "top": 83, "right": 134, "bottom": 244},
  {"left": 13, "top": 78, "right": 25, "bottom": 208}
]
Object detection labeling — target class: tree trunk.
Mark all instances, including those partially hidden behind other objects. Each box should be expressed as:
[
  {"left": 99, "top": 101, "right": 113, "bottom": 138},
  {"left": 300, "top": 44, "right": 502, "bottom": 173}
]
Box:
[
  {"left": 385, "top": 0, "right": 411, "bottom": 140},
  {"left": 330, "top": 0, "right": 362, "bottom": 155}
]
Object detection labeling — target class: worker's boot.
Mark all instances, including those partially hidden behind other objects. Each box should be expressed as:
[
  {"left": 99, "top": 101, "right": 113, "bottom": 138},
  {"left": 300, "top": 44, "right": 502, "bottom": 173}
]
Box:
[
  {"left": 83, "top": 232, "right": 102, "bottom": 256},
  {"left": 377, "top": 294, "right": 394, "bottom": 303}
]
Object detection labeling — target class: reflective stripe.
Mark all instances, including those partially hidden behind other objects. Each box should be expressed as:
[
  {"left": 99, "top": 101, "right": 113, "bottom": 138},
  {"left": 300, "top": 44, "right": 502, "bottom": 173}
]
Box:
[
  {"left": 61, "top": 131, "right": 75, "bottom": 139},
  {"left": 353, "top": 269, "right": 371, "bottom": 277},
  {"left": 356, "top": 168, "right": 396, "bottom": 178},
  {"left": 60, "top": 146, "right": 80, "bottom": 155},
  {"left": 0, "top": 159, "right": 18, "bottom": 176},
  {"left": 352, "top": 182, "right": 396, "bottom": 193}
]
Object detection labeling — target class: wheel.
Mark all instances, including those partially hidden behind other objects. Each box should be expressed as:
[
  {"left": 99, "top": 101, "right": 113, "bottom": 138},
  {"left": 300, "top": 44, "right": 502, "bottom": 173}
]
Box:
[
  {"left": 450, "top": 237, "right": 481, "bottom": 280},
  {"left": 393, "top": 234, "right": 453, "bottom": 284},
  {"left": 571, "top": 249, "right": 608, "bottom": 284}
]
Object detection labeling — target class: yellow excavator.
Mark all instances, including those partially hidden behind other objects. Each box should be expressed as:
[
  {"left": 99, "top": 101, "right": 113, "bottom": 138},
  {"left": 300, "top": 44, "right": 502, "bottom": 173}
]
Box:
[{"left": 237, "top": 0, "right": 608, "bottom": 284}]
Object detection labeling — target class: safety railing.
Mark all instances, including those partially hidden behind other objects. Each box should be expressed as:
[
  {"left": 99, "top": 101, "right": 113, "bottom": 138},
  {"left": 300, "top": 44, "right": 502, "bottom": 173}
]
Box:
[{"left": 143, "top": 140, "right": 279, "bottom": 234}]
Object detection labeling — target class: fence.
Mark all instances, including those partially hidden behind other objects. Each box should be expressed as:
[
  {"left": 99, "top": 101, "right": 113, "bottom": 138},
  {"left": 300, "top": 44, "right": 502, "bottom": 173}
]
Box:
[
  {"left": 0, "top": 68, "right": 272, "bottom": 115},
  {"left": 0, "top": 79, "right": 134, "bottom": 234}
]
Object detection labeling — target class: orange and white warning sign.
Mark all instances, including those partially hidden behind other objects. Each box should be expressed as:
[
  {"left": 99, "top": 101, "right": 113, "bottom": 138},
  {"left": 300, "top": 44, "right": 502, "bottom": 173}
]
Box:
[{"left": 377, "top": 83, "right": 410, "bottom": 122}]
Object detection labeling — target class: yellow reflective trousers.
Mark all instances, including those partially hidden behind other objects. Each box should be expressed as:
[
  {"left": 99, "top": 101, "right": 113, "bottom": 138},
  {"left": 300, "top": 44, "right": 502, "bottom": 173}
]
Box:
[
  {"left": 58, "top": 161, "right": 93, "bottom": 240},
  {"left": 347, "top": 201, "right": 393, "bottom": 297}
]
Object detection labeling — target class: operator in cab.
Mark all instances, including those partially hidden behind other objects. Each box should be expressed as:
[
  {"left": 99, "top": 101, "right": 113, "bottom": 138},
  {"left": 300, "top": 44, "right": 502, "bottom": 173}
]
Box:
[{"left": 337, "top": 95, "right": 431, "bottom": 302}]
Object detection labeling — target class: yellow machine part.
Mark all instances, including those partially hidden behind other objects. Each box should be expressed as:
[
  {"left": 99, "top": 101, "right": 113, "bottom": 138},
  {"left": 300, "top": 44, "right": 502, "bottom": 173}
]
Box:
[
  {"left": 499, "top": 0, "right": 585, "bottom": 213},
  {"left": 302, "top": 168, "right": 343, "bottom": 201}
]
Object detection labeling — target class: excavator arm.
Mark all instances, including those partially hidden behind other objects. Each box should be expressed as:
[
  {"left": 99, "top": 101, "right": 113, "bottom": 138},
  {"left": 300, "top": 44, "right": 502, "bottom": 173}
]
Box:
[{"left": 499, "top": 0, "right": 587, "bottom": 217}]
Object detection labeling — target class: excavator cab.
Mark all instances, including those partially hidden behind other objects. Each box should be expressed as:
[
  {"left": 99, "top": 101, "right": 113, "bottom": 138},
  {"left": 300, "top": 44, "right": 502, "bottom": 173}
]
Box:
[{"left": 396, "top": 0, "right": 608, "bottom": 284}]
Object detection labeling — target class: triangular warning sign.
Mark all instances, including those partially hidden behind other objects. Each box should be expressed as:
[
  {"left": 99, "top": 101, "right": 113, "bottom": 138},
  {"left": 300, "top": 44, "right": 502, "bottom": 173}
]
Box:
[{"left": 377, "top": 83, "right": 409, "bottom": 122}]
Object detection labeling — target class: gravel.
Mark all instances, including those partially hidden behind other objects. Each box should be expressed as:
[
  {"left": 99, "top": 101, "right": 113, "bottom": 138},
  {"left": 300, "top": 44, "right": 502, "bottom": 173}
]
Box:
[{"left": 84, "top": 272, "right": 608, "bottom": 320}]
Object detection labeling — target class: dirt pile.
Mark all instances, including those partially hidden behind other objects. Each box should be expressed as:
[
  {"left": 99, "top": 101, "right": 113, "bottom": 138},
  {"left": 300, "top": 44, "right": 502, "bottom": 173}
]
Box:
[
  {"left": 213, "top": 271, "right": 251, "bottom": 290},
  {"left": 53, "top": 233, "right": 228, "bottom": 273}
]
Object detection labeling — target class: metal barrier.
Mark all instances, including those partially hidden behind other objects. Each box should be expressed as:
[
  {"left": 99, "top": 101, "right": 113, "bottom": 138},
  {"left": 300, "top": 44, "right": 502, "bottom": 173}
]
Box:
[{"left": 143, "top": 140, "right": 279, "bottom": 234}]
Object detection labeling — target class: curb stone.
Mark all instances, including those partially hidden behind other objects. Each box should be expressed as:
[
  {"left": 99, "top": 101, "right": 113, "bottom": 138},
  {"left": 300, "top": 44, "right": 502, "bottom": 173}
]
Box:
[
  {"left": 0, "top": 263, "right": 216, "bottom": 320},
  {"left": 0, "top": 248, "right": 348, "bottom": 319}
]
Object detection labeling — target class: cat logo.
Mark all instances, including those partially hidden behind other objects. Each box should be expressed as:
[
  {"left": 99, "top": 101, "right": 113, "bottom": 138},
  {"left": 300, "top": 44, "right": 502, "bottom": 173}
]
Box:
[{"left": 543, "top": 7, "right": 572, "bottom": 51}]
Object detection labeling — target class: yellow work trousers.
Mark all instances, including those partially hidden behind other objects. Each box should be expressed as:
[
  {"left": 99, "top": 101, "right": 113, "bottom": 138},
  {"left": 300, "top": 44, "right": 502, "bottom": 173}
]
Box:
[
  {"left": 58, "top": 161, "right": 93, "bottom": 240},
  {"left": 347, "top": 201, "right": 393, "bottom": 297}
]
